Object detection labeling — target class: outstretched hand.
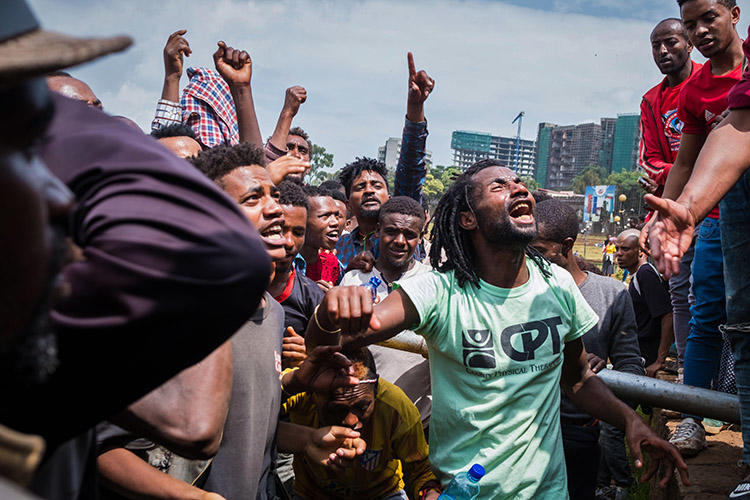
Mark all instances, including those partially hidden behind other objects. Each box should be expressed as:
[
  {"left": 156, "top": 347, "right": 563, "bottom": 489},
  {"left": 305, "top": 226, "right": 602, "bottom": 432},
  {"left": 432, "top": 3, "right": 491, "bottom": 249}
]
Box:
[
  {"left": 163, "top": 29, "right": 191, "bottom": 79},
  {"left": 626, "top": 417, "right": 690, "bottom": 488},
  {"left": 641, "top": 194, "right": 695, "bottom": 279},
  {"left": 266, "top": 155, "right": 310, "bottom": 185},
  {"left": 306, "top": 426, "right": 366, "bottom": 472},
  {"left": 407, "top": 52, "right": 435, "bottom": 105},
  {"left": 213, "top": 41, "right": 252, "bottom": 86}
]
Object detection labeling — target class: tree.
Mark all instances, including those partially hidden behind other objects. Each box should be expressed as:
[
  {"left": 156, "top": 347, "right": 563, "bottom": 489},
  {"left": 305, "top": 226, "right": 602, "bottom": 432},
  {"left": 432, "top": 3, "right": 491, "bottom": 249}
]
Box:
[
  {"left": 521, "top": 176, "right": 539, "bottom": 191},
  {"left": 422, "top": 173, "right": 445, "bottom": 205},
  {"left": 308, "top": 144, "right": 335, "bottom": 183},
  {"left": 571, "top": 165, "right": 607, "bottom": 194},
  {"left": 606, "top": 169, "right": 644, "bottom": 214}
]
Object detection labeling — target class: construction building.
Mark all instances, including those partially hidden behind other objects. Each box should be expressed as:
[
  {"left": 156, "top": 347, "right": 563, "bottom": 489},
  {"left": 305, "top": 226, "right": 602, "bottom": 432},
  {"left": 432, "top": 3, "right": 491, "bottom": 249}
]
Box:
[
  {"left": 544, "top": 122, "right": 602, "bottom": 191},
  {"left": 377, "top": 137, "right": 432, "bottom": 171},
  {"left": 450, "top": 130, "right": 536, "bottom": 178},
  {"left": 599, "top": 117, "right": 617, "bottom": 173},
  {"left": 534, "top": 123, "right": 556, "bottom": 188}
]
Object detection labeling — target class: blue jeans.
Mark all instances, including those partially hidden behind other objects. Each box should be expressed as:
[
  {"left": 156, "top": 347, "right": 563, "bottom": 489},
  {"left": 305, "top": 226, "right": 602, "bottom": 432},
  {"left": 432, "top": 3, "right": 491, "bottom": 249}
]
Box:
[
  {"left": 669, "top": 243, "right": 695, "bottom": 367},
  {"left": 720, "top": 169, "right": 750, "bottom": 462},
  {"left": 683, "top": 217, "right": 727, "bottom": 420}
]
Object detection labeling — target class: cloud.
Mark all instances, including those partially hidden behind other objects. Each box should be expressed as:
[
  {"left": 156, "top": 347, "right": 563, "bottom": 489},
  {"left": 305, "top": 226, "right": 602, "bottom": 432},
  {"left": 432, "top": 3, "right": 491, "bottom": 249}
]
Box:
[{"left": 28, "top": 0, "right": 750, "bottom": 167}]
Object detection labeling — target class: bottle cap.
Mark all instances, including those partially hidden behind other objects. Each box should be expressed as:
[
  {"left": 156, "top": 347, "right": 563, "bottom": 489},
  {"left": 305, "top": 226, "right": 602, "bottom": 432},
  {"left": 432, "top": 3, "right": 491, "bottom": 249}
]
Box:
[{"left": 468, "top": 464, "right": 485, "bottom": 481}]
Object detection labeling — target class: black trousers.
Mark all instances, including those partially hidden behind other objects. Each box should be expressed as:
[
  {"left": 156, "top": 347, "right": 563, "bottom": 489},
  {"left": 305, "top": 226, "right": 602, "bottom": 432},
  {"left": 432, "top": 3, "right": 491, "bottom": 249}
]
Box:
[{"left": 561, "top": 421, "right": 601, "bottom": 500}]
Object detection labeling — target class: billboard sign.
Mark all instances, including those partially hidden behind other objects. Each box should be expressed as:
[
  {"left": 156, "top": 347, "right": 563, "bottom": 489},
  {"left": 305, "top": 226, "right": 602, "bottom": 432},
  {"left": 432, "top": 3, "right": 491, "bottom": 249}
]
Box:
[{"left": 583, "top": 185, "right": 615, "bottom": 223}]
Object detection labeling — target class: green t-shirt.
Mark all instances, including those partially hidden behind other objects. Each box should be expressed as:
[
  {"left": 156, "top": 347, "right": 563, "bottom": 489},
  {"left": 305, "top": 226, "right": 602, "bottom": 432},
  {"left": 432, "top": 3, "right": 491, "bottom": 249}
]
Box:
[{"left": 395, "top": 258, "right": 598, "bottom": 500}]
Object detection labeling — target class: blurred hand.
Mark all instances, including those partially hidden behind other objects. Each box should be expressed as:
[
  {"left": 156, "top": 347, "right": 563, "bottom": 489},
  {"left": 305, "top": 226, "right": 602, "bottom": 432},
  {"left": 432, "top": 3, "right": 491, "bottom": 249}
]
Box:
[
  {"left": 213, "top": 41, "right": 251, "bottom": 86},
  {"left": 625, "top": 416, "right": 690, "bottom": 488},
  {"left": 316, "top": 280, "right": 334, "bottom": 292},
  {"left": 639, "top": 175, "right": 658, "bottom": 194},
  {"left": 282, "top": 326, "right": 306, "bottom": 369},
  {"left": 317, "top": 286, "right": 381, "bottom": 336},
  {"left": 266, "top": 155, "right": 309, "bottom": 185},
  {"left": 587, "top": 353, "right": 606, "bottom": 373},
  {"left": 645, "top": 360, "right": 664, "bottom": 378},
  {"left": 345, "top": 251, "right": 375, "bottom": 274},
  {"left": 293, "top": 345, "right": 359, "bottom": 392},
  {"left": 163, "top": 29, "right": 191, "bottom": 79},
  {"left": 642, "top": 194, "right": 696, "bottom": 279},
  {"left": 306, "top": 426, "right": 366, "bottom": 472}
]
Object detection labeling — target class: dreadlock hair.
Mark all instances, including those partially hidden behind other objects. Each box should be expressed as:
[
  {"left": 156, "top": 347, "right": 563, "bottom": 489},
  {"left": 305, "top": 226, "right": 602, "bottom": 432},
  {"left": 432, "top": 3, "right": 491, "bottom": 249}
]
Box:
[
  {"left": 151, "top": 123, "right": 198, "bottom": 141},
  {"left": 338, "top": 157, "right": 389, "bottom": 198},
  {"left": 188, "top": 142, "right": 265, "bottom": 188},
  {"left": 278, "top": 180, "right": 308, "bottom": 209},
  {"left": 429, "top": 158, "right": 550, "bottom": 288}
]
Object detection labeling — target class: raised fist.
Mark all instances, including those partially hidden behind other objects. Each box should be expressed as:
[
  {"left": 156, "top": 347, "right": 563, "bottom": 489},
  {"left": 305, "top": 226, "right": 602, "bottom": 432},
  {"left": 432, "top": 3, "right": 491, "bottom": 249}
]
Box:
[
  {"left": 213, "top": 41, "right": 252, "bottom": 86},
  {"left": 283, "top": 86, "right": 307, "bottom": 117}
]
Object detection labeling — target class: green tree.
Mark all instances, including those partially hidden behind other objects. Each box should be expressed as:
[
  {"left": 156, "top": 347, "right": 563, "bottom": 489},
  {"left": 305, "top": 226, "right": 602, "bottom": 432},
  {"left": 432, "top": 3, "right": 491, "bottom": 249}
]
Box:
[
  {"left": 422, "top": 173, "right": 445, "bottom": 205},
  {"left": 521, "top": 176, "right": 539, "bottom": 191},
  {"left": 308, "top": 144, "right": 335, "bottom": 183},
  {"left": 606, "top": 169, "right": 644, "bottom": 213},
  {"left": 571, "top": 165, "right": 607, "bottom": 194}
]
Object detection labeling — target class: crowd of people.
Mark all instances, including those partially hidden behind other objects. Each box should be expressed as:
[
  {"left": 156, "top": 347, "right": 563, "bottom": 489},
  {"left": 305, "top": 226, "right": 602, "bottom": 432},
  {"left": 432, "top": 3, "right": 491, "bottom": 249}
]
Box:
[{"left": 3, "top": 0, "right": 750, "bottom": 498}]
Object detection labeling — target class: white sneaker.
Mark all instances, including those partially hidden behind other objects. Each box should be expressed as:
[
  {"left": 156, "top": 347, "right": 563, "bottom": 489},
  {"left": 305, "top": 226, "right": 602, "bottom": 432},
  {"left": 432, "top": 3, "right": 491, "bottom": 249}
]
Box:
[{"left": 669, "top": 417, "right": 707, "bottom": 457}]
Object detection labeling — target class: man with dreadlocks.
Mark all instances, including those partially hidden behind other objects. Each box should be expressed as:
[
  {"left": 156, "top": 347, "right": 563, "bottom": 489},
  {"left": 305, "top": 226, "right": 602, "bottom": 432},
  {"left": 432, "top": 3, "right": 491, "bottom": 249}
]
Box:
[{"left": 305, "top": 159, "right": 689, "bottom": 499}]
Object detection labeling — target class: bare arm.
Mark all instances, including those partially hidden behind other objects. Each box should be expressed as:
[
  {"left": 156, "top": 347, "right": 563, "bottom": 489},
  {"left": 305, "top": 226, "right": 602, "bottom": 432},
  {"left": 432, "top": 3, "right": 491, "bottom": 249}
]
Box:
[
  {"left": 646, "top": 312, "right": 674, "bottom": 378},
  {"left": 110, "top": 341, "right": 232, "bottom": 460},
  {"left": 213, "top": 42, "right": 263, "bottom": 148},
  {"left": 267, "top": 86, "right": 307, "bottom": 151},
  {"left": 561, "top": 338, "right": 689, "bottom": 487},
  {"left": 676, "top": 108, "right": 750, "bottom": 220},
  {"left": 97, "top": 448, "right": 223, "bottom": 500},
  {"left": 661, "top": 133, "right": 705, "bottom": 200},
  {"left": 304, "top": 286, "right": 418, "bottom": 352},
  {"left": 160, "top": 30, "right": 191, "bottom": 103}
]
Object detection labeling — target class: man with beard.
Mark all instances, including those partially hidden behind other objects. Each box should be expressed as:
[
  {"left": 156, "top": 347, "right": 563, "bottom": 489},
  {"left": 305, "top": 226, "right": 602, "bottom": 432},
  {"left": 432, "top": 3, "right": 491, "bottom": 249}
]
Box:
[
  {"left": 305, "top": 159, "right": 689, "bottom": 499},
  {"left": 296, "top": 185, "right": 342, "bottom": 287},
  {"left": 340, "top": 197, "right": 432, "bottom": 430},
  {"left": 336, "top": 53, "right": 433, "bottom": 270}
]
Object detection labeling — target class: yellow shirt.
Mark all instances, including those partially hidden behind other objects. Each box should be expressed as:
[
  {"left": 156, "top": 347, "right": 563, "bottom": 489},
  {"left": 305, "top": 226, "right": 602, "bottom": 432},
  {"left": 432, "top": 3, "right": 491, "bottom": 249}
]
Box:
[{"left": 282, "top": 379, "right": 436, "bottom": 500}]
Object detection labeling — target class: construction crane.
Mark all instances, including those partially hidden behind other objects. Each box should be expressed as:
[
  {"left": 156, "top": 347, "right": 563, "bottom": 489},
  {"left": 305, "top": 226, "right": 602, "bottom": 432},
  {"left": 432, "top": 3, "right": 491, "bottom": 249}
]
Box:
[{"left": 512, "top": 111, "right": 525, "bottom": 172}]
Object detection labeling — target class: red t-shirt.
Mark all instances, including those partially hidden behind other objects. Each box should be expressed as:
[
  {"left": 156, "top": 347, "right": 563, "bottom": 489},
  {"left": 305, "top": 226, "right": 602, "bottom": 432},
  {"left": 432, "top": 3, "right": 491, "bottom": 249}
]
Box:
[
  {"left": 728, "top": 27, "right": 750, "bottom": 109},
  {"left": 678, "top": 60, "right": 742, "bottom": 218},
  {"left": 660, "top": 81, "right": 691, "bottom": 160}
]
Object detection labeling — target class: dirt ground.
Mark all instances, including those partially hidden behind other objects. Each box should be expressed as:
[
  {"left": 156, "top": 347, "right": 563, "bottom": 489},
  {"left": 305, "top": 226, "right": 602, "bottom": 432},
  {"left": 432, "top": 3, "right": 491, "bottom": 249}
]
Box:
[{"left": 649, "top": 371, "right": 743, "bottom": 499}]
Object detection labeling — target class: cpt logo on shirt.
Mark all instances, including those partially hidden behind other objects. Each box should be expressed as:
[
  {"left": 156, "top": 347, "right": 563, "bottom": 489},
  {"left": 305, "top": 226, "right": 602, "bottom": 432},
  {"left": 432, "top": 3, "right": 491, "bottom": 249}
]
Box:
[{"left": 462, "top": 316, "right": 564, "bottom": 368}]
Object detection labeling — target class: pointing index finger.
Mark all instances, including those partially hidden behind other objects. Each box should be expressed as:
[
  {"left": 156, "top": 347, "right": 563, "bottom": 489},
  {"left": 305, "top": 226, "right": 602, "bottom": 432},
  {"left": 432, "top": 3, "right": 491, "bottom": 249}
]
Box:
[{"left": 407, "top": 52, "right": 416, "bottom": 79}]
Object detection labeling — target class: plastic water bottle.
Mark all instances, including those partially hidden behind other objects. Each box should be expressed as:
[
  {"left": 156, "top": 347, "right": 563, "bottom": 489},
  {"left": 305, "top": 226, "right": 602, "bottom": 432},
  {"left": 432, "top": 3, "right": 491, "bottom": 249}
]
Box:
[
  {"left": 361, "top": 275, "right": 382, "bottom": 302},
  {"left": 438, "top": 464, "right": 485, "bottom": 499}
]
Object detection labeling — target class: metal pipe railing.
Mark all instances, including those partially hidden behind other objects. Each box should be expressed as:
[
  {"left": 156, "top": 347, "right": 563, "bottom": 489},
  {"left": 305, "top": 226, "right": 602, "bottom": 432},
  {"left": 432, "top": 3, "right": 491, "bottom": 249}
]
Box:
[{"left": 377, "top": 334, "right": 741, "bottom": 424}]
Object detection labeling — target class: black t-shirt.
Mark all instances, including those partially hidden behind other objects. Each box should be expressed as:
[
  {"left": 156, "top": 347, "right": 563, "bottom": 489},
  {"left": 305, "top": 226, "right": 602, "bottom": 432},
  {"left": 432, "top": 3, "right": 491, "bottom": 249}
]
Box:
[
  {"left": 628, "top": 263, "right": 671, "bottom": 364},
  {"left": 277, "top": 270, "right": 324, "bottom": 336}
]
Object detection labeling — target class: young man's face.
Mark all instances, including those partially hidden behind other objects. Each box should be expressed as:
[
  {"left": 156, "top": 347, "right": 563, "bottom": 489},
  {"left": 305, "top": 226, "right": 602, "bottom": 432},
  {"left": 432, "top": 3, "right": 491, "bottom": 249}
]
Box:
[
  {"left": 333, "top": 199, "right": 348, "bottom": 235},
  {"left": 317, "top": 381, "right": 376, "bottom": 431},
  {"left": 348, "top": 170, "right": 389, "bottom": 221},
  {"left": 220, "top": 165, "right": 286, "bottom": 261},
  {"left": 286, "top": 134, "right": 311, "bottom": 163},
  {"left": 462, "top": 166, "right": 537, "bottom": 247},
  {"left": 681, "top": 0, "right": 740, "bottom": 58},
  {"left": 377, "top": 213, "right": 423, "bottom": 270},
  {"left": 305, "top": 195, "right": 340, "bottom": 251},
  {"left": 277, "top": 204, "right": 307, "bottom": 273},
  {"left": 615, "top": 235, "right": 640, "bottom": 270},
  {"left": 651, "top": 21, "right": 693, "bottom": 75}
]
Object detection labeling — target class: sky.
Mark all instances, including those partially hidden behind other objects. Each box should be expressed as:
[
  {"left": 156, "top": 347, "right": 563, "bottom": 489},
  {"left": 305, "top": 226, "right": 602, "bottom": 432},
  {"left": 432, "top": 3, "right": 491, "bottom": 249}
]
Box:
[{"left": 29, "top": 0, "right": 750, "bottom": 168}]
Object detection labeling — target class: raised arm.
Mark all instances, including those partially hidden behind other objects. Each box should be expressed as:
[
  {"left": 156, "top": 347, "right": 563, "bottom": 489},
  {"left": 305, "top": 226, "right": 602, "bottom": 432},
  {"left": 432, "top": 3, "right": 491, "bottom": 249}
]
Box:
[
  {"left": 213, "top": 41, "right": 263, "bottom": 148},
  {"left": 110, "top": 341, "right": 232, "bottom": 459},
  {"left": 267, "top": 86, "right": 307, "bottom": 151},
  {"left": 394, "top": 52, "right": 434, "bottom": 201},
  {"left": 304, "top": 286, "right": 418, "bottom": 352},
  {"left": 152, "top": 29, "right": 191, "bottom": 131},
  {"left": 561, "top": 338, "right": 689, "bottom": 488}
]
